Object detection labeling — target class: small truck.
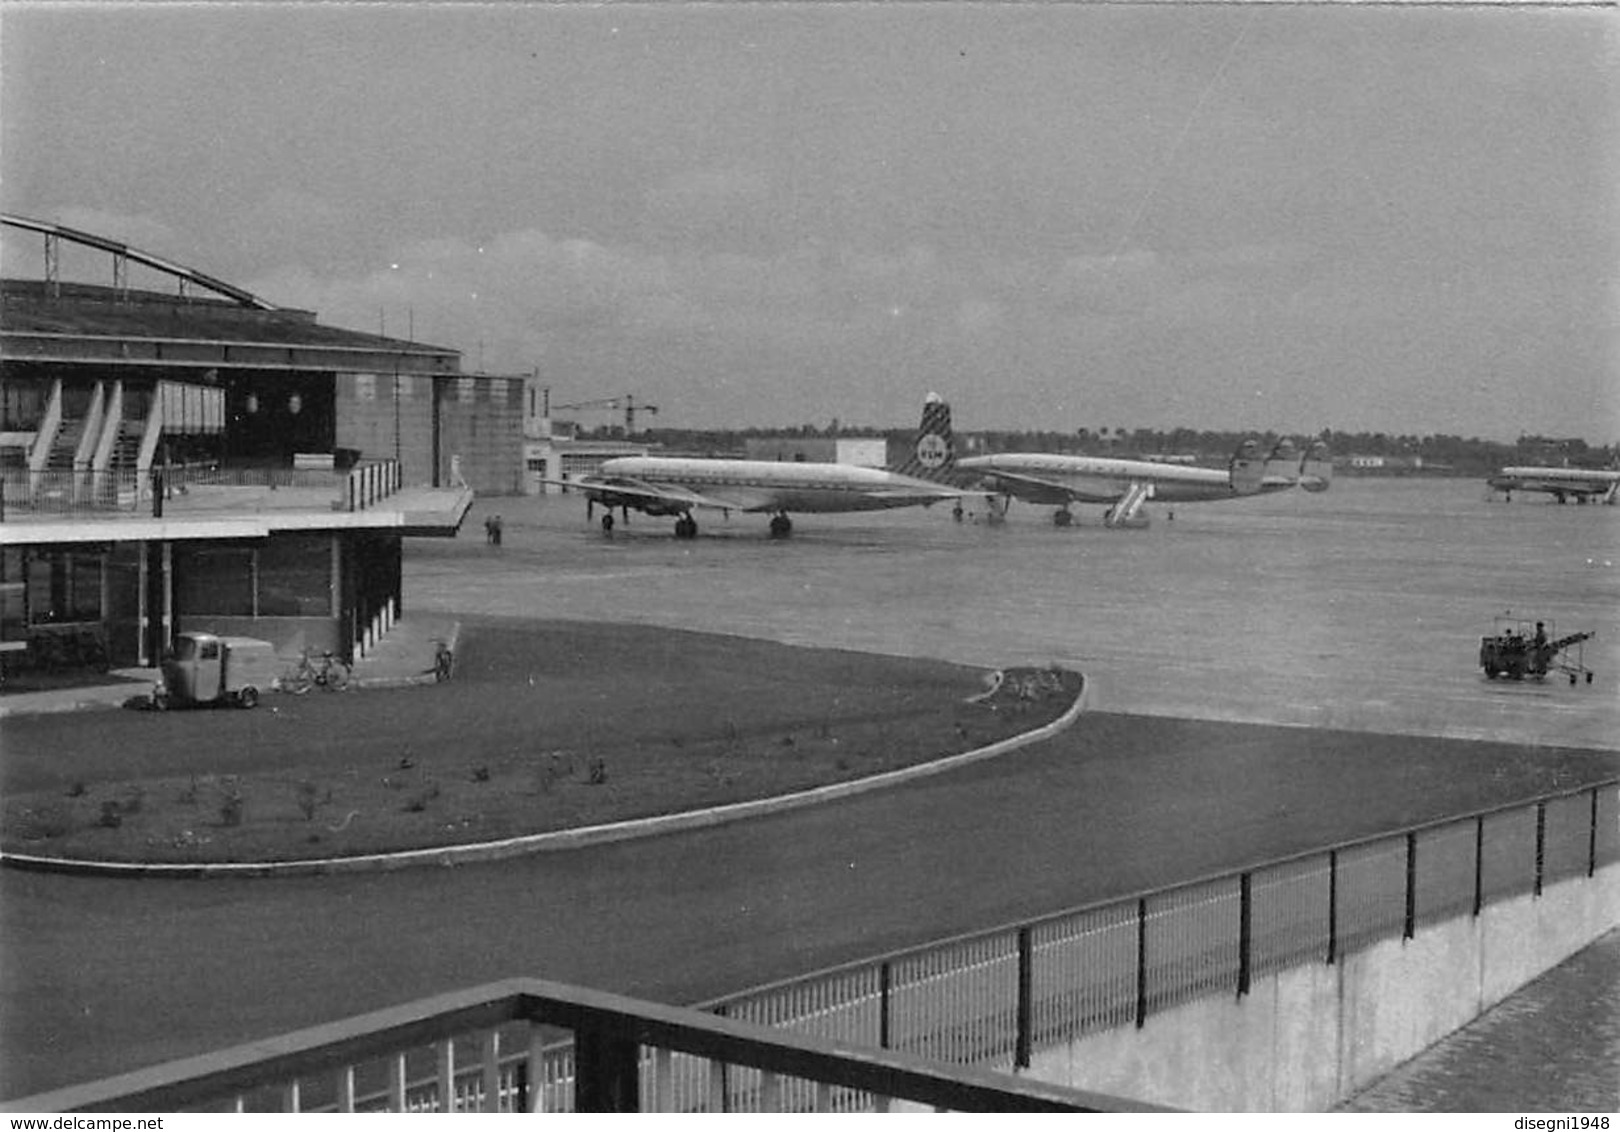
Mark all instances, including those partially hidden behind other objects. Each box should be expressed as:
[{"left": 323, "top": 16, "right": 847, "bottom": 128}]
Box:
[{"left": 153, "top": 632, "right": 278, "bottom": 709}]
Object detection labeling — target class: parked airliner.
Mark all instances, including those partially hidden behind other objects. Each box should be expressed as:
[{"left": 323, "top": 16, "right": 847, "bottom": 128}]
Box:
[
  {"left": 551, "top": 395, "right": 961, "bottom": 538},
  {"left": 953, "top": 436, "right": 1332, "bottom": 528},
  {"left": 1486, "top": 466, "right": 1620, "bottom": 505}
]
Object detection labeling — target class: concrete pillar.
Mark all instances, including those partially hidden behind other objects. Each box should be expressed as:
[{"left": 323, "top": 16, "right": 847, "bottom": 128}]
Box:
[
  {"left": 161, "top": 541, "right": 173, "bottom": 649},
  {"left": 573, "top": 1029, "right": 640, "bottom": 1112}
]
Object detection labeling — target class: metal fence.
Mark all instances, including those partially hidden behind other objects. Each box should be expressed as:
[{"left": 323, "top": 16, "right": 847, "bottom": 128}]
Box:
[
  {"left": 0, "top": 460, "right": 402, "bottom": 519},
  {"left": 9, "top": 781, "right": 1614, "bottom": 1114},
  {"left": 699, "top": 779, "right": 1620, "bottom": 1071},
  {"left": 5, "top": 981, "right": 1151, "bottom": 1114}
]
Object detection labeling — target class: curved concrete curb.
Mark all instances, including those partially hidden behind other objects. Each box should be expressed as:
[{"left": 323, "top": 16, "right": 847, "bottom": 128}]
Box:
[{"left": 2, "top": 670, "right": 1087, "bottom": 880}]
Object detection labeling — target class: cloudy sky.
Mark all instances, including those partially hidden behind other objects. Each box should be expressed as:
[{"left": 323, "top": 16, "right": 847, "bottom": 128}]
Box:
[{"left": 3, "top": 2, "right": 1616, "bottom": 440}]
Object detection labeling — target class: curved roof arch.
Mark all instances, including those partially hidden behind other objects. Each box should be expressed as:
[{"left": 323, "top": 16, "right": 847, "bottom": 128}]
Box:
[{"left": 2, "top": 213, "right": 277, "bottom": 310}]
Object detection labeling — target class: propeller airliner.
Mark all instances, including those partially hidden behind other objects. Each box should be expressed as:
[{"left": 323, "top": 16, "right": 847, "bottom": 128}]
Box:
[
  {"left": 953, "top": 436, "right": 1332, "bottom": 528},
  {"left": 1486, "top": 466, "right": 1620, "bottom": 505},
  {"left": 549, "top": 395, "right": 962, "bottom": 538}
]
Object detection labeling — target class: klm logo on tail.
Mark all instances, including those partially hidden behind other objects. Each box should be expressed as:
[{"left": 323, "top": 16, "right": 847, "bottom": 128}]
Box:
[{"left": 892, "top": 393, "right": 957, "bottom": 482}]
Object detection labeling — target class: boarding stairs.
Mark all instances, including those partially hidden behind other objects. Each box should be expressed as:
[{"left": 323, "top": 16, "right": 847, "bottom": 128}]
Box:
[{"left": 1103, "top": 481, "right": 1154, "bottom": 528}]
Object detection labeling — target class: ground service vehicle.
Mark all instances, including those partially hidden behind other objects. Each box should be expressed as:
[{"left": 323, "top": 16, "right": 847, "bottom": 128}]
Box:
[
  {"left": 1478, "top": 617, "right": 1595, "bottom": 685},
  {"left": 154, "top": 632, "right": 278, "bottom": 708}
]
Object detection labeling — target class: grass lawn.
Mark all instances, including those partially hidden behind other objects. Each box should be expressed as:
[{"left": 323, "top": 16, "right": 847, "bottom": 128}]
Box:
[{"left": 2, "top": 620, "right": 1078, "bottom": 865}]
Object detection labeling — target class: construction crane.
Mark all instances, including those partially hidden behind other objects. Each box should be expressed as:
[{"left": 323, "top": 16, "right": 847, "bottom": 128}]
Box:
[{"left": 544, "top": 391, "right": 660, "bottom": 433}]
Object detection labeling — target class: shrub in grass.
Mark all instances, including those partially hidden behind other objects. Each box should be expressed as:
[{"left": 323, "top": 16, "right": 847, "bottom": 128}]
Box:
[
  {"left": 295, "top": 780, "right": 320, "bottom": 822},
  {"left": 403, "top": 782, "right": 441, "bottom": 813},
  {"left": 15, "top": 806, "right": 73, "bottom": 841}
]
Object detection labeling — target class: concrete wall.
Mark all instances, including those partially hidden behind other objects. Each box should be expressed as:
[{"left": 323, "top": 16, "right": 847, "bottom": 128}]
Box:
[
  {"left": 334, "top": 372, "right": 435, "bottom": 486},
  {"left": 1020, "top": 863, "right": 1619, "bottom": 1111},
  {"left": 335, "top": 372, "right": 524, "bottom": 494},
  {"left": 176, "top": 614, "right": 341, "bottom": 660},
  {"left": 436, "top": 376, "right": 524, "bottom": 496}
]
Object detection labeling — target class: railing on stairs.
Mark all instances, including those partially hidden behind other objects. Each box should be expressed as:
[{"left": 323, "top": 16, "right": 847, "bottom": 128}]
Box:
[
  {"left": 72, "top": 382, "right": 106, "bottom": 503},
  {"left": 25, "top": 379, "right": 63, "bottom": 495}
]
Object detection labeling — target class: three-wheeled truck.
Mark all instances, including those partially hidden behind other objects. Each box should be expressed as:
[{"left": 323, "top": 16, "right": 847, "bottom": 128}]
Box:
[{"left": 153, "top": 632, "right": 278, "bottom": 709}]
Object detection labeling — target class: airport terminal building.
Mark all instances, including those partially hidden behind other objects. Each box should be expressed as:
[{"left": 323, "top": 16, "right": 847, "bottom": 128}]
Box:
[{"left": 0, "top": 214, "right": 515, "bottom": 673}]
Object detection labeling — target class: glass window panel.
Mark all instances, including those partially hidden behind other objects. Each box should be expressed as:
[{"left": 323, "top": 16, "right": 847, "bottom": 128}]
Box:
[
  {"left": 69, "top": 554, "right": 102, "bottom": 621},
  {"left": 176, "top": 546, "right": 254, "bottom": 616},
  {"left": 256, "top": 534, "right": 332, "bottom": 617}
]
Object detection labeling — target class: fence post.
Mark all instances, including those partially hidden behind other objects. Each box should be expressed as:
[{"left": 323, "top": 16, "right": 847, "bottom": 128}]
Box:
[
  {"left": 1326, "top": 849, "right": 1338, "bottom": 966},
  {"left": 1135, "top": 897, "right": 1148, "bottom": 1029},
  {"left": 574, "top": 1026, "right": 640, "bottom": 1112},
  {"left": 1237, "top": 872, "right": 1252, "bottom": 997},
  {"left": 1403, "top": 831, "right": 1417, "bottom": 940},
  {"left": 1587, "top": 787, "right": 1600, "bottom": 887},
  {"left": 151, "top": 467, "right": 164, "bottom": 518},
  {"left": 1473, "top": 816, "right": 1485, "bottom": 917},
  {"left": 879, "top": 961, "right": 892, "bottom": 1050},
  {"left": 1015, "top": 926, "right": 1032, "bottom": 1068},
  {"left": 1534, "top": 801, "right": 1546, "bottom": 897}
]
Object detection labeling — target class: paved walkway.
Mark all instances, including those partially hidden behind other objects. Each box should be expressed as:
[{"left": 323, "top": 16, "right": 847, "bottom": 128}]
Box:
[
  {"left": 1341, "top": 929, "right": 1620, "bottom": 1112},
  {"left": 0, "top": 615, "right": 458, "bottom": 719}
]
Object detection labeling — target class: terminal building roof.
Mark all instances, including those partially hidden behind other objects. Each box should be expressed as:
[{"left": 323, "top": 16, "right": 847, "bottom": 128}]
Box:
[
  {"left": 2, "top": 279, "right": 461, "bottom": 376},
  {"left": 0, "top": 214, "right": 460, "bottom": 376}
]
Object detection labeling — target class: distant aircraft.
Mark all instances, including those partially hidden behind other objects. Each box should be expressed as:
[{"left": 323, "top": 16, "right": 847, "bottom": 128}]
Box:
[
  {"left": 551, "top": 394, "right": 962, "bottom": 538},
  {"left": 951, "top": 436, "right": 1333, "bottom": 528},
  {"left": 1485, "top": 466, "right": 1620, "bottom": 505}
]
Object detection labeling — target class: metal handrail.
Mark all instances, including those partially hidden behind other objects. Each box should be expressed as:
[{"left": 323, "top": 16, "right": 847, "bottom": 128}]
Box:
[
  {"left": 2, "top": 978, "right": 1162, "bottom": 1114},
  {"left": 699, "top": 774, "right": 1620, "bottom": 1014}
]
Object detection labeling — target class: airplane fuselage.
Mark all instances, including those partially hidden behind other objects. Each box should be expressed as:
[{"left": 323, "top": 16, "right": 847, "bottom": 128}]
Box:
[
  {"left": 1486, "top": 467, "right": 1620, "bottom": 502},
  {"left": 596, "top": 457, "right": 957, "bottom": 514},
  {"left": 956, "top": 453, "right": 1283, "bottom": 504}
]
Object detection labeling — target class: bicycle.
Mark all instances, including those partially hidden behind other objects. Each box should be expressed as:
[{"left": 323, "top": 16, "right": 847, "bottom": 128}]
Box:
[
  {"left": 282, "top": 649, "right": 351, "bottom": 694},
  {"left": 430, "top": 638, "right": 454, "bottom": 683}
]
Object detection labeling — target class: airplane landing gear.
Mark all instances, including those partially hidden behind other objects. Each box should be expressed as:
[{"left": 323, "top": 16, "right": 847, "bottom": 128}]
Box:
[
  {"left": 769, "top": 514, "right": 793, "bottom": 539},
  {"left": 674, "top": 515, "right": 699, "bottom": 539},
  {"left": 1053, "top": 507, "right": 1074, "bottom": 527},
  {"left": 601, "top": 513, "right": 615, "bottom": 533}
]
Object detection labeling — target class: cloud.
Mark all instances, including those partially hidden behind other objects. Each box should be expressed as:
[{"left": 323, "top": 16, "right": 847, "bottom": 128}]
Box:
[
  {"left": 644, "top": 166, "right": 772, "bottom": 220},
  {"left": 1044, "top": 249, "right": 1170, "bottom": 314},
  {"left": 220, "top": 189, "right": 354, "bottom": 273},
  {"left": 244, "top": 226, "right": 986, "bottom": 372}
]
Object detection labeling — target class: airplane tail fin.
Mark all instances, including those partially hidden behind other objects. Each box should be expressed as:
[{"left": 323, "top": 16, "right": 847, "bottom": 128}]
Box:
[
  {"left": 1229, "top": 437, "right": 1267, "bottom": 494},
  {"left": 890, "top": 392, "right": 957, "bottom": 482},
  {"left": 1299, "top": 439, "right": 1333, "bottom": 492},
  {"left": 1262, "top": 438, "right": 1301, "bottom": 486}
]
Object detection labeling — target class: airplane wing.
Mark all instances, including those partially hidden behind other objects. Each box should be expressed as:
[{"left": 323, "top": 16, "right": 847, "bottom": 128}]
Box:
[
  {"left": 965, "top": 468, "right": 1082, "bottom": 506},
  {"left": 542, "top": 475, "right": 741, "bottom": 515}
]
